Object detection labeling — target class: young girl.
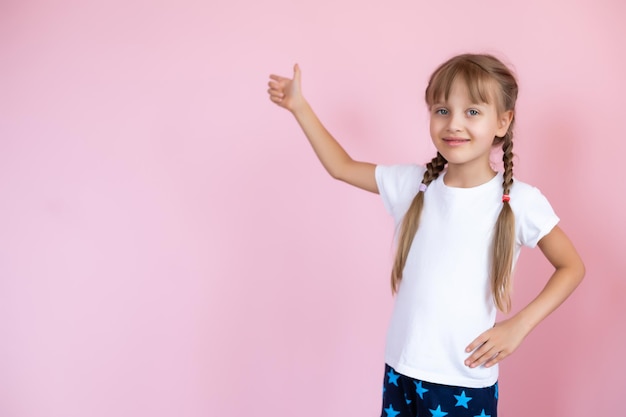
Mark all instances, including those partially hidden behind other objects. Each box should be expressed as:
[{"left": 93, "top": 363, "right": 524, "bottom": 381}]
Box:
[{"left": 267, "top": 54, "right": 584, "bottom": 417}]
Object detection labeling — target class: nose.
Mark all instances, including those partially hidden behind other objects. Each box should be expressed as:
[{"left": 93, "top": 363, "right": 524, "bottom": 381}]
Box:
[{"left": 446, "top": 112, "right": 463, "bottom": 132}]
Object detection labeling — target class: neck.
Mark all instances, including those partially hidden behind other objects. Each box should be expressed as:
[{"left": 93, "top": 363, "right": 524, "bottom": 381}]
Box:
[{"left": 443, "top": 164, "right": 497, "bottom": 188}]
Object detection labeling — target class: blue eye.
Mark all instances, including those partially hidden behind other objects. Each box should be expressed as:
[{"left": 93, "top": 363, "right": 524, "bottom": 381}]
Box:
[
  {"left": 467, "top": 109, "right": 479, "bottom": 116},
  {"left": 435, "top": 108, "right": 449, "bottom": 115}
]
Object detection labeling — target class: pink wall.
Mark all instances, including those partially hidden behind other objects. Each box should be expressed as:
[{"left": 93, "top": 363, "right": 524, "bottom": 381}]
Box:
[{"left": 1, "top": 0, "right": 624, "bottom": 416}]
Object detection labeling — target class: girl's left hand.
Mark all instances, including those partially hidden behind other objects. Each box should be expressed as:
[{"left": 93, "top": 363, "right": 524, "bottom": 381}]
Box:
[{"left": 464, "top": 317, "right": 529, "bottom": 368}]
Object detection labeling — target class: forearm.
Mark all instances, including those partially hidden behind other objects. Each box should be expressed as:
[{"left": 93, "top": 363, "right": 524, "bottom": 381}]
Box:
[
  {"left": 269, "top": 66, "right": 377, "bottom": 192},
  {"left": 291, "top": 100, "right": 353, "bottom": 179},
  {"left": 512, "top": 263, "right": 585, "bottom": 336},
  {"left": 464, "top": 259, "right": 584, "bottom": 369}
]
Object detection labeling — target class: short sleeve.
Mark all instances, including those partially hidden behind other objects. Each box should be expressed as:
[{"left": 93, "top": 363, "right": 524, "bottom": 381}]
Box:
[
  {"left": 375, "top": 164, "right": 426, "bottom": 220},
  {"left": 514, "top": 185, "right": 560, "bottom": 248}
]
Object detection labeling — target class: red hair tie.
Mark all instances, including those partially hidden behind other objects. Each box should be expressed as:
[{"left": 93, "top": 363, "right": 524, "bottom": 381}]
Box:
[{"left": 502, "top": 194, "right": 510, "bottom": 203}]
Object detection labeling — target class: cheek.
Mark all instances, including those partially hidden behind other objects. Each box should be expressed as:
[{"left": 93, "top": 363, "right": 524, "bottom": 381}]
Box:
[
  {"left": 429, "top": 120, "right": 438, "bottom": 139},
  {"left": 476, "top": 121, "right": 497, "bottom": 136},
  {"left": 429, "top": 116, "right": 442, "bottom": 131}
]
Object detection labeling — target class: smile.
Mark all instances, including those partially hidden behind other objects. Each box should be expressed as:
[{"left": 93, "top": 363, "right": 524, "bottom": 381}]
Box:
[{"left": 443, "top": 137, "right": 470, "bottom": 146}]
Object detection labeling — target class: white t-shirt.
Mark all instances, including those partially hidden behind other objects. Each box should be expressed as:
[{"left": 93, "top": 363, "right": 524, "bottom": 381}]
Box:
[{"left": 375, "top": 164, "right": 559, "bottom": 388}]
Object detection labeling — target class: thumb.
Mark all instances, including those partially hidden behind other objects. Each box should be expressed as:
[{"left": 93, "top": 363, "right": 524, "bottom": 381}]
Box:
[{"left": 293, "top": 63, "right": 301, "bottom": 84}]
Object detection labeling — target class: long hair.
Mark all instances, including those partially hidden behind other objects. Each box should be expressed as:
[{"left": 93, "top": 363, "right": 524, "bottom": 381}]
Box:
[{"left": 391, "top": 54, "right": 518, "bottom": 313}]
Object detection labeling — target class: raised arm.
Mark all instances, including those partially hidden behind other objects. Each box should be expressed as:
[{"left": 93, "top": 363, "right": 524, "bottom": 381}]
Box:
[{"left": 267, "top": 64, "right": 378, "bottom": 193}]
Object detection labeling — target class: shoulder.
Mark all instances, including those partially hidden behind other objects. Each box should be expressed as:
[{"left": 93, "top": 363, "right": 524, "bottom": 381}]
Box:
[
  {"left": 375, "top": 164, "right": 426, "bottom": 216},
  {"left": 509, "top": 177, "right": 552, "bottom": 206},
  {"left": 375, "top": 164, "right": 426, "bottom": 187},
  {"left": 509, "top": 177, "right": 560, "bottom": 246}
]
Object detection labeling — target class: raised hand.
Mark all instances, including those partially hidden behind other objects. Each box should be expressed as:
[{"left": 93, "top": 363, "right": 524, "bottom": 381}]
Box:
[
  {"left": 267, "top": 64, "right": 305, "bottom": 113},
  {"left": 265, "top": 63, "right": 378, "bottom": 193}
]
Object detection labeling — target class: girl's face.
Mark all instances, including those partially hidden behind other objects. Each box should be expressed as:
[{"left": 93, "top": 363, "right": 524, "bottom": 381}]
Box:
[{"left": 429, "top": 78, "right": 512, "bottom": 175}]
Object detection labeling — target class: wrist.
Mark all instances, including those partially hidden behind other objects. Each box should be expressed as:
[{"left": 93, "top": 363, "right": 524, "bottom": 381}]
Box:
[
  {"left": 290, "top": 98, "right": 311, "bottom": 117},
  {"left": 511, "top": 310, "right": 538, "bottom": 336}
]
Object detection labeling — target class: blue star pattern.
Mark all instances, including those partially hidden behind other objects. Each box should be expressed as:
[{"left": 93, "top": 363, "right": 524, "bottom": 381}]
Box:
[
  {"left": 454, "top": 391, "right": 472, "bottom": 408},
  {"left": 381, "top": 365, "right": 497, "bottom": 417},
  {"left": 387, "top": 368, "right": 400, "bottom": 387},
  {"left": 384, "top": 404, "right": 400, "bottom": 417},
  {"left": 414, "top": 380, "right": 429, "bottom": 399},
  {"left": 429, "top": 405, "right": 449, "bottom": 417}
]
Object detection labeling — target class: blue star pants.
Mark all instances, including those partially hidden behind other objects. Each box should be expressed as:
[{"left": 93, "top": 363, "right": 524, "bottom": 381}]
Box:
[{"left": 381, "top": 364, "right": 498, "bottom": 417}]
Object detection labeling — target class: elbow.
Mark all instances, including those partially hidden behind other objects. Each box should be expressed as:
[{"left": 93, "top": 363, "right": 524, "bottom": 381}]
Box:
[
  {"left": 328, "top": 167, "right": 342, "bottom": 180},
  {"left": 569, "top": 257, "right": 586, "bottom": 289},
  {"left": 577, "top": 259, "right": 586, "bottom": 284},
  {"left": 327, "top": 161, "right": 350, "bottom": 182}
]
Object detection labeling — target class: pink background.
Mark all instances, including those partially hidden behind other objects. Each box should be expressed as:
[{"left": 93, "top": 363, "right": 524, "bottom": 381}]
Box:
[{"left": 1, "top": 0, "right": 624, "bottom": 416}]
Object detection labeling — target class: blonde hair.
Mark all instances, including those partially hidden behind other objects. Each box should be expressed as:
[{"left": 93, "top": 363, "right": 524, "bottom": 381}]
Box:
[{"left": 391, "top": 53, "right": 518, "bottom": 313}]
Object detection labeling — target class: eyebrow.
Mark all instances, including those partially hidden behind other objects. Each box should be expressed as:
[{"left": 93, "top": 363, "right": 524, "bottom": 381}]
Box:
[{"left": 431, "top": 101, "right": 489, "bottom": 107}]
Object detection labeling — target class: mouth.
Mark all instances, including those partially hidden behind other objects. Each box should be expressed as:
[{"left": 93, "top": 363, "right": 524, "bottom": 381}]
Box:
[{"left": 442, "top": 137, "right": 470, "bottom": 145}]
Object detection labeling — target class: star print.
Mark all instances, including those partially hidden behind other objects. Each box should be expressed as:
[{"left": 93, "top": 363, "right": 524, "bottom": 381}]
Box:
[
  {"left": 404, "top": 393, "right": 412, "bottom": 405},
  {"left": 414, "top": 380, "right": 429, "bottom": 399},
  {"left": 474, "top": 410, "right": 490, "bottom": 417},
  {"left": 429, "top": 405, "right": 448, "bottom": 417},
  {"left": 494, "top": 383, "right": 499, "bottom": 399},
  {"left": 384, "top": 404, "right": 400, "bottom": 417},
  {"left": 387, "top": 368, "right": 400, "bottom": 386},
  {"left": 454, "top": 390, "right": 472, "bottom": 408}
]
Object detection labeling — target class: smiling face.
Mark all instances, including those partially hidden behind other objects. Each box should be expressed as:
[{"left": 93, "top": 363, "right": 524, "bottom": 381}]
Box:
[{"left": 429, "top": 77, "right": 513, "bottom": 177}]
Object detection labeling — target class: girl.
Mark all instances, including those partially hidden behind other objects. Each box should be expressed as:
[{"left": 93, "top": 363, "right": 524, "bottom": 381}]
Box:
[{"left": 267, "top": 54, "right": 584, "bottom": 417}]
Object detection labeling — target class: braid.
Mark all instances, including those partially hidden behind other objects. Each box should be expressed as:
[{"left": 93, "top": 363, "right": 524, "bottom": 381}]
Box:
[
  {"left": 492, "top": 132, "right": 516, "bottom": 312},
  {"left": 501, "top": 132, "right": 514, "bottom": 194},
  {"left": 391, "top": 153, "right": 447, "bottom": 293},
  {"left": 423, "top": 152, "right": 448, "bottom": 186}
]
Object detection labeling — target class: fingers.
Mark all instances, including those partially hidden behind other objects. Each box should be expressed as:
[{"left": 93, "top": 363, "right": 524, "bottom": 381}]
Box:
[
  {"left": 269, "top": 63, "right": 300, "bottom": 84},
  {"left": 465, "top": 343, "right": 500, "bottom": 368},
  {"left": 267, "top": 80, "right": 282, "bottom": 90},
  {"left": 466, "top": 333, "right": 488, "bottom": 354},
  {"left": 267, "top": 87, "right": 284, "bottom": 103},
  {"left": 465, "top": 337, "right": 512, "bottom": 369},
  {"left": 267, "top": 64, "right": 301, "bottom": 107},
  {"left": 267, "top": 79, "right": 285, "bottom": 102},
  {"left": 269, "top": 74, "right": 287, "bottom": 82},
  {"left": 464, "top": 319, "right": 524, "bottom": 369},
  {"left": 484, "top": 351, "right": 506, "bottom": 368},
  {"left": 465, "top": 330, "right": 498, "bottom": 368}
]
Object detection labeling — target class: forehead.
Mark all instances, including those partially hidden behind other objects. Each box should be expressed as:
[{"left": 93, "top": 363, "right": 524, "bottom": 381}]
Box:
[
  {"left": 435, "top": 77, "right": 496, "bottom": 105},
  {"left": 427, "top": 70, "right": 499, "bottom": 107}
]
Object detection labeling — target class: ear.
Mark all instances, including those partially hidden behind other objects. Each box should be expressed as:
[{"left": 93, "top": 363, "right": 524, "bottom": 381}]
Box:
[{"left": 496, "top": 110, "right": 514, "bottom": 137}]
